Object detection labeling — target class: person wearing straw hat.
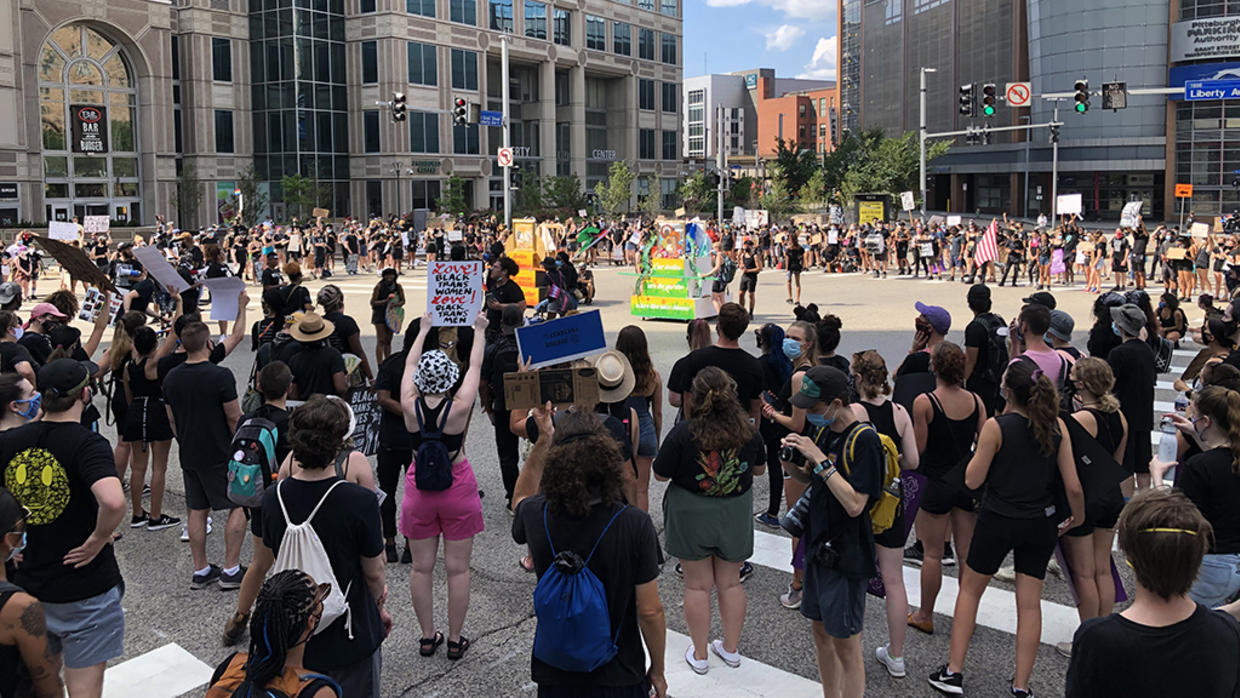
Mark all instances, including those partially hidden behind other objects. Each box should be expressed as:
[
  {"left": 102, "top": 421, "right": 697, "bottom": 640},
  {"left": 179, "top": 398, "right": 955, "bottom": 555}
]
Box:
[
  {"left": 287, "top": 313, "right": 347, "bottom": 399},
  {"left": 593, "top": 349, "right": 641, "bottom": 499}
]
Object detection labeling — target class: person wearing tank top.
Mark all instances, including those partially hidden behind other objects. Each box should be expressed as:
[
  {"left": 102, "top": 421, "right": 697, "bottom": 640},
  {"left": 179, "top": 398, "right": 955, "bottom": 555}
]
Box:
[
  {"left": 848, "top": 350, "right": 919, "bottom": 678},
  {"left": 908, "top": 342, "right": 985, "bottom": 637},
  {"left": 928, "top": 359, "right": 1084, "bottom": 697},
  {"left": 1058, "top": 358, "right": 1129, "bottom": 659},
  {"left": 0, "top": 488, "right": 65, "bottom": 698}
]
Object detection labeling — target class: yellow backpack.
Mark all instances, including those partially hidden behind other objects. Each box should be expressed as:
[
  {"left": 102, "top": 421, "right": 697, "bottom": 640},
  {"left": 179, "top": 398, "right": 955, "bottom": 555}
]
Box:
[{"left": 841, "top": 423, "right": 902, "bottom": 535}]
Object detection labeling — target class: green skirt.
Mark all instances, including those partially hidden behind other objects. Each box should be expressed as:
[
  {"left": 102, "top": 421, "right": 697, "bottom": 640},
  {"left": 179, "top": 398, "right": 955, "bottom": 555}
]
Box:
[{"left": 663, "top": 485, "right": 754, "bottom": 563}]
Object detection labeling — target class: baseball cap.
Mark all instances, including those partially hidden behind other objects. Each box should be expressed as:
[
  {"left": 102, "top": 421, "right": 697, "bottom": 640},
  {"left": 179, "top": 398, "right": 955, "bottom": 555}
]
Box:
[
  {"left": 1022, "top": 290, "right": 1057, "bottom": 310},
  {"left": 0, "top": 282, "right": 19, "bottom": 306},
  {"left": 790, "top": 366, "right": 851, "bottom": 409},
  {"left": 37, "top": 359, "right": 91, "bottom": 400},
  {"left": 914, "top": 302, "right": 951, "bottom": 335},
  {"left": 29, "top": 302, "right": 66, "bottom": 321},
  {"left": 1047, "top": 310, "right": 1075, "bottom": 342}
]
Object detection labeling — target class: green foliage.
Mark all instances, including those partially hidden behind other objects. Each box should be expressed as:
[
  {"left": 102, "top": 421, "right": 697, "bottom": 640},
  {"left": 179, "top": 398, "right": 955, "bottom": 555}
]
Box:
[
  {"left": 679, "top": 171, "right": 714, "bottom": 214},
  {"left": 542, "top": 175, "right": 587, "bottom": 211},
  {"left": 514, "top": 169, "right": 543, "bottom": 216},
  {"left": 771, "top": 138, "right": 821, "bottom": 195},
  {"left": 592, "top": 161, "right": 635, "bottom": 219},
  {"left": 280, "top": 174, "right": 319, "bottom": 220},
  {"left": 436, "top": 175, "right": 470, "bottom": 216},
  {"left": 799, "top": 169, "right": 828, "bottom": 211},
  {"left": 729, "top": 175, "right": 756, "bottom": 208},
  {"left": 637, "top": 176, "right": 662, "bottom": 220},
  {"left": 838, "top": 130, "right": 950, "bottom": 209},
  {"left": 172, "top": 164, "right": 202, "bottom": 227},
  {"left": 759, "top": 178, "right": 795, "bottom": 223},
  {"left": 236, "top": 166, "right": 269, "bottom": 228}
]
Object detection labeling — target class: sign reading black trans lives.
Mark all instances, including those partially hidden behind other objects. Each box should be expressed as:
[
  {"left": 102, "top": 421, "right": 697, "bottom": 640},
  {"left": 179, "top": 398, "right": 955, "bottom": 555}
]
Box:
[{"left": 70, "top": 105, "right": 108, "bottom": 154}]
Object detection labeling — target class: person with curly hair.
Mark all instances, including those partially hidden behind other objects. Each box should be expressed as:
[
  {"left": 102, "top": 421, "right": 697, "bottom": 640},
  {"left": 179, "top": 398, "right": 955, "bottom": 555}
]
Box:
[{"left": 655, "top": 367, "right": 765, "bottom": 674}]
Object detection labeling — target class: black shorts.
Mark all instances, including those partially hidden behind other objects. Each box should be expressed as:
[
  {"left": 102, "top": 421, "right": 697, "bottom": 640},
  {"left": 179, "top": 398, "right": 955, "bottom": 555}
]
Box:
[
  {"left": 918, "top": 475, "right": 976, "bottom": 516},
  {"left": 801, "top": 562, "right": 867, "bottom": 639},
  {"left": 182, "top": 465, "right": 237, "bottom": 512},
  {"left": 874, "top": 504, "right": 907, "bottom": 549},
  {"left": 121, "top": 396, "right": 173, "bottom": 443},
  {"left": 739, "top": 273, "right": 758, "bottom": 293},
  {"left": 711, "top": 279, "right": 727, "bottom": 294},
  {"left": 966, "top": 510, "right": 1058, "bottom": 579}
]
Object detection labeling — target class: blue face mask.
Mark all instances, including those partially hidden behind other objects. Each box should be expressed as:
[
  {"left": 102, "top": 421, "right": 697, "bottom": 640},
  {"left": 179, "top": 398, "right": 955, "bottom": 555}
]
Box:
[
  {"left": 13, "top": 392, "right": 40, "bottom": 421},
  {"left": 1111, "top": 321, "right": 1122, "bottom": 337},
  {"left": 782, "top": 338, "right": 802, "bottom": 360},
  {"left": 806, "top": 411, "right": 835, "bottom": 428},
  {"left": 6, "top": 530, "right": 24, "bottom": 562}
]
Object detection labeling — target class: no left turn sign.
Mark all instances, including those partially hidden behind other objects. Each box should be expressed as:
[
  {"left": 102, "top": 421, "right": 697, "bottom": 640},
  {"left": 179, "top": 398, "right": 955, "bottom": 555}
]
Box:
[
  {"left": 497, "top": 147, "right": 513, "bottom": 167},
  {"left": 1005, "top": 82, "right": 1031, "bottom": 108}
]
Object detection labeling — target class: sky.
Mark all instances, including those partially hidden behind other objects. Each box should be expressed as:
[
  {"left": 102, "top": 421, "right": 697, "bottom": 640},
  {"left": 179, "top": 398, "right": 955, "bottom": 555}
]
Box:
[{"left": 682, "top": 0, "right": 837, "bottom": 83}]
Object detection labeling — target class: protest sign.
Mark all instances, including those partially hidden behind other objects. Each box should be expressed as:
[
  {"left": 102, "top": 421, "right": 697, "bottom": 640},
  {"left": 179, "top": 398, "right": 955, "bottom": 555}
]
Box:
[
  {"left": 674, "top": 207, "right": 687, "bottom": 217},
  {"left": 32, "top": 236, "right": 115, "bottom": 292},
  {"left": 733, "top": 207, "right": 745, "bottom": 225},
  {"left": 1167, "top": 248, "right": 1188, "bottom": 260},
  {"left": 827, "top": 229, "right": 839, "bottom": 245},
  {"left": 1056, "top": 193, "right": 1083, "bottom": 216},
  {"left": 515, "top": 309, "right": 606, "bottom": 369},
  {"left": 447, "top": 229, "right": 463, "bottom": 242},
  {"left": 1192, "top": 222, "right": 1211, "bottom": 238},
  {"left": 79, "top": 288, "right": 122, "bottom": 323},
  {"left": 83, "top": 216, "right": 110, "bottom": 234},
  {"left": 345, "top": 387, "right": 381, "bottom": 456},
  {"left": 48, "top": 221, "right": 78, "bottom": 241},
  {"left": 578, "top": 209, "right": 587, "bottom": 218},
  {"left": 132, "top": 245, "right": 190, "bottom": 293},
  {"left": 503, "top": 368, "right": 600, "bottom": 410},
  {"left": 900, "top": 191, "right": 916, "bottom": 212},
  {"left": 1120, "top": 201, "right": 1143, "bottom": 229},
  {"left": 311, "top": 207, "right": 330, "bottom": 218},
  {"left": 201, "top": 276, "right": 246, "bottom": 321},
  {"left": 946, "top": 215, "right": 962, "bottom": 227},
  {"left": 427, "top": 261, "right": 484, "bottom": 327},
  {"left": 744, "top": 209, "right": 769, "bottom": 228}
]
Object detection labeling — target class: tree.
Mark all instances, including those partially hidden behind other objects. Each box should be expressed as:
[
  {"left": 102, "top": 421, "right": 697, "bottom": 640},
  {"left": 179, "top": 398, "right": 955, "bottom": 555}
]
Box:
[
  {"left": 281, "top": 174, "right": 318, "bottom": 220},
  {"left": 759, "top": 178, "right": 796, "bottom": 223},
  {"left": 542, "top": 175, "right": 587, "bottom": 211},
  {"left": 637, "top": 176, "right": 662, "bottom": 220},
  {"left": 235, "top": 166, "right": 269, "bottom": 228},
  {"left": 771, "top": 138, "right": 821, "bottom": 195},
  {"left": 800, "top": 169, "right": 828, "bottom": 211},
  {"left": 679, "top": 171, "right": 713, "bottom": 214},
  {"left": 514, "top": 169, "right": 543, "bottom": 215},
  {"left": 729, "top": 175, "right": 756, "bottom": 208},
  {"left": 838, "top": 130, "right": 950, "bottom": 209},
  {"left": 436, "top": 175, "right": 470, "bottom": 215},
  {"left": 592, "top": 161, "right": 634, "bottom": 219},
  {"left": 172, "top": 164, "right": 203, "bottom": 227}
]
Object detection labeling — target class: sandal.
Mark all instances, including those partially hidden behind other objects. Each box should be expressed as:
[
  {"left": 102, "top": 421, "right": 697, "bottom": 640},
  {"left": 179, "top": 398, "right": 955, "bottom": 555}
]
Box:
[
  {"left": 907, "top": 612, "right": 934, "bottom": 635},
  {"left": 446, "top": 636, "right": 470, "bottom": 661},
  {"left": 419, "top": 631, "right": 444, "bottom": 657}
]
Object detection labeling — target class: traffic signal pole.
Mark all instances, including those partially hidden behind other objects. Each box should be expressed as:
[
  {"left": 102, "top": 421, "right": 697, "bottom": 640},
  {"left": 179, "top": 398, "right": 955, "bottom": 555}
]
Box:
[
  {"left": 502, "top": 35, "right": 512, "bottom": 230},
  {"left": 919, "top": 67, "right": 935, "bottom": 216},
  {"left": 1050, "top": 99, "right": 1061, "bottom": 221}
]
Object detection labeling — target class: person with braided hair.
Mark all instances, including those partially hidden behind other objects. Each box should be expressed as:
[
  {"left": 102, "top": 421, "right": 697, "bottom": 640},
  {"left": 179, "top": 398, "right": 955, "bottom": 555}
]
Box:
[
  {"left": 654, "top": 366, "right": 765, "bottom": 675},
  {"left": 206, "top": 570, "right": 342, "bottom": 698},
  {"left": 317, "top": 284, "right": 372, "bottom": 385}
]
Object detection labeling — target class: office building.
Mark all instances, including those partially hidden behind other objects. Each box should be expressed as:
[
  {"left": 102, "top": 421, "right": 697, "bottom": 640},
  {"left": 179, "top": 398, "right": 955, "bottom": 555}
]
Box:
[{"left": 20, "top": 0, "right": 683, "bottom": 227}]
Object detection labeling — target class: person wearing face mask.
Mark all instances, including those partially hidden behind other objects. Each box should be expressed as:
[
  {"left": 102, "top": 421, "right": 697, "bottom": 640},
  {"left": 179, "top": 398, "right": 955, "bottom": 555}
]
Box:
[
  {"left": 754, "top": 324, "right": 793, "bottom": 529},
  {"left": 0, "top": 486, "right": 66, "bottom": 698},
  {"left": 484, "top": 256, "right": 525, "bottom": 343},
  {"left": 1107, "top": 304, "right": 1156, "bottom": 493},
  {"left": 17, "top": 303, "right": 66, "bottom": 368},
  {"left": 0, "top": 310, "right": 36, "bottom": 388},
  {"left": 0, "top": 373, "right": 39, "bottom": 431},
  {"left": 780, "top": 366, "right": 886, "bottom": 698},
  {"left": 0, "top": 359, "right": 126, "bottom": 698}
]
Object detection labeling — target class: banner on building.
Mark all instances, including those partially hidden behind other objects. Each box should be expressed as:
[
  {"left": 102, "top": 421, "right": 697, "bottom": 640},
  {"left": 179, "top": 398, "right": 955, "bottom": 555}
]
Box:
[
  {"left": 70, "top": 105, "right": 108, "bottom": 154},
  {"left": 1171, "top": 17, "right": 1240, "bottom": 63}
]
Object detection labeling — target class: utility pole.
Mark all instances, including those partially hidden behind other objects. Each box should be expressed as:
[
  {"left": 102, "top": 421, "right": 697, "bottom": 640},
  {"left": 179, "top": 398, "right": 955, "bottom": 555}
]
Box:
[
  {"left": 716, "top": 104, "right": 725, "bottom": 225},
  {"left": 502, "top": 35, "right": 512, "bottom": 230},
  {"left": 1049, "top": 98, "right": 1061, "bottom": 221},
  {"left": 919, "top": 67, "right": 936, "bottom": 216}
]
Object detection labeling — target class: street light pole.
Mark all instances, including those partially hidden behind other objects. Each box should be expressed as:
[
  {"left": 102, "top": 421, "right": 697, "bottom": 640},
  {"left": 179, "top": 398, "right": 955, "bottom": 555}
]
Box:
[
  {"left": 1020, "top": 115, "right": 1031, "bottom": 218},
  {"left": 502, "top": 35, "right": 512, "bottom": 230},
  {"left": 919, "top": 67, "right": 936, "bottom": 216},
  {"left": 1049, "top": 99, "right": 1061, "bottom": 221}
]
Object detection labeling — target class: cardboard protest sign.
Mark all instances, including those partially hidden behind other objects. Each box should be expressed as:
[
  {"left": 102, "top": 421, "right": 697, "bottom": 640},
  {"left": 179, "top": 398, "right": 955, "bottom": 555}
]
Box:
[
  {"left": 515, "top": 309, "right": 606, "bottom": 369},
  {"left": 1167, "top": 248, "right": 1188, "bottom": 260},
  {"left": 48, "top": 221, "right": 78, "bottom": 241},
  {"left": 1191, "top": 222, "right": 1211, "bottom": 238},
  {"left": 447, "top": 229, "right": 463, "bottom": 242},
  {"left": 32, "top": 236, "right": 115, "bottom": 293},
  {"left": 311, "top": 207, "right": 330, "bottom": 218},
  {"left": 1056, "top": 193, "right": 1082, "bottom": 216},
  {"left": 502, "top": 368, "right": 600, "bottom": 410},
  {"left": 1120, "top": 201, "right": 1143, "bottom": 229},
  {"left": 83, "top": 216, "right": 110, "bottom": 234},
  {"left": 427, "top": 261, "right": 484, "bottom": 327},
  {"left": 132, "top": 245, "right": 190, "bottom": 294}
]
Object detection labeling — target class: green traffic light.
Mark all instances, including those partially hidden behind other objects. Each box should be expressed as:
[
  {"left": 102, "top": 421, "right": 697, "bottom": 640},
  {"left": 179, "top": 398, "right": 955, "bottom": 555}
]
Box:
[
  {"left": 1075, "top": 102, "right": 1087, "bottom": 113},
  {"left": 983, "top": 105, "right": 995, "bottom": 116}
]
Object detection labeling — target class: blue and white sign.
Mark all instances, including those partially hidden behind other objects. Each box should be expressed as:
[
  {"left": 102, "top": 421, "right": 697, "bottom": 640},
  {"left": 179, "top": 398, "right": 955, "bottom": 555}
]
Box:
[
  {"left": 479, "top": 110, "right": 503, "bottom": 127},
  {"left": 1169, "top": 61, "right": 1240, "bottom": 100},
  {"left": 515, "top": 310, "right": 607, "bottom": 369},
  {"left": 1185, "top": 80, "right": 1240, "bottom": 101}
]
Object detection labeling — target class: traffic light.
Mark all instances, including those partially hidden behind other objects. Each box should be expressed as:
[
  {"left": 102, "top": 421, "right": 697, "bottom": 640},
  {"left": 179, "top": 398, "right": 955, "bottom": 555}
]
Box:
[
  {"left": 1049, "top": 124, "right": 1060, "bottom": 144},
  {"left": 510, "top": 163, "right": 521, "bottom": 190},
  {"left": 958, "top": 83, "right": 976, "bottom": 118},
  {"left": 391, "top": 92, "right": 407, "bottom": 122},
  {"left": 979, "top": 124, "right": 991, "bottom": 146},
  {"left": 452, "top": 97, "right": 468, "bottom": 126},
  {"left": 1073, "top": 79, "right": 1090, "bottom": 114},
  {"left": 981, "top": 83, "right": 997, "bottom": 117}
]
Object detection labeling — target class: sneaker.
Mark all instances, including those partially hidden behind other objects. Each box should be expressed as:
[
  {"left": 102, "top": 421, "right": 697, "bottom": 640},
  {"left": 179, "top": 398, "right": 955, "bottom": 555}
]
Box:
[
  {"left": 684, "top": 644, "right": 709, "bottom": 675},
  {"left": 779, "top": 583, "right": 802, "bottom": 609},
  {"left": 739, "top": 561, "right": 755, "bottom": 583},
  {"left": 219, "top": 566, "right": 247, "bottom": 590},
  {"left": 754, "top": 512, "right": 781, "bottom": 528},
  {"left": 146, "top": 514, "right": 178, "bottom": 531},
  {"left": 180, "top": 516, "right": 213, "bottom": 542},
  {"left": 401, "top": 545, "right": 412, "bottom": 565},
  {"left": 130, "top": 511, "right": 149, "bottom": 528},
  {"left": 928, "top": 665, "right": 964, "bottom": 695},
  {"left": 942, "top": 542, "right": 956, "bottom": 567},
  {"left": 385, "top": 543, "right": 398, "bottom": 563},
  {"left": 1055, "top": 641, "right": 1072, "bottom": 659},
  {"left": 142, "top": 484, "right": 151, "bottom": 497},
  {"left": 876, "top": 644, "right": 906, "bottom": 678},
  {"left": 222, "top": 611, "right": 250, "bottom": 646},
  {"left": 1047, "top": 557, "right": 1063, "bottom": 578},
  {"left": 1011, "top": 683, "right": 1036, "bottom": 697},
  {"left": 710, "top": 639, "right": 742, "bottom": 668},
  {"left": 191, "top": 564, "right": 222, "bottom": 589},
  {"left": 994, "top": 565, "right": 1017, "bottom": 584},
  {"left": 904, "top": 540, "right": 925, "bottom": 567}
]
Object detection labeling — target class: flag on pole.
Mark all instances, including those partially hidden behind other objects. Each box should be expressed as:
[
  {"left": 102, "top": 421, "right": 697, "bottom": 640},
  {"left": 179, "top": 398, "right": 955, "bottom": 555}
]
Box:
[{"left": 974, "top": 219, "right": 998, "bottom": 264}]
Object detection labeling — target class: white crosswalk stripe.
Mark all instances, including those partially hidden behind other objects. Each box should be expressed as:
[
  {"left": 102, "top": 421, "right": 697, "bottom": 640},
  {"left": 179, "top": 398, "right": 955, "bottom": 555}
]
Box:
[
  {"left": 102, "top": 643, "right": 212, "bottom": 698},
  {"left": 659, "top": 631, "right": 821, "bottom": 695}
]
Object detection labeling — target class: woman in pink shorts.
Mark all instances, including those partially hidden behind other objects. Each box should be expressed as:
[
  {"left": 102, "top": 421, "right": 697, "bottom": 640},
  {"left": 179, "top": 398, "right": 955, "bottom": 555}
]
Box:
[{"left": 399, "top": 311, "right": 488, "bottom": 661}]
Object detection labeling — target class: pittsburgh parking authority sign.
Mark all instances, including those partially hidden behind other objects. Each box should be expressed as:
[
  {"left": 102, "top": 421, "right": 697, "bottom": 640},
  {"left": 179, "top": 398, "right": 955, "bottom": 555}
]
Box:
[{"left": 71, "top": 104, "right": 109, "bottom": 154}]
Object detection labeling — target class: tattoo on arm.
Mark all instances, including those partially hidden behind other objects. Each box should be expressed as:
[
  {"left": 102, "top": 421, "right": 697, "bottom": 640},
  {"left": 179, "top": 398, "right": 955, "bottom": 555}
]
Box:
[{"left": 19, "top": 602, "right": 46, "bottom": 637}]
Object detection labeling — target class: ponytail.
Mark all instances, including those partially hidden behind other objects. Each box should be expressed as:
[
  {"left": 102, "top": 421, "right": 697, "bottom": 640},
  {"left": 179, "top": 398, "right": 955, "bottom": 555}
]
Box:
[
  {"left": 689, "top": 366, "right": 755, "bottom": 452},
  {"left": 1006, "top": 358, "right": 1061, "bottom": 455},
  {"left": 1194, "top": 386, "right": 1240, "bottom": 475}
]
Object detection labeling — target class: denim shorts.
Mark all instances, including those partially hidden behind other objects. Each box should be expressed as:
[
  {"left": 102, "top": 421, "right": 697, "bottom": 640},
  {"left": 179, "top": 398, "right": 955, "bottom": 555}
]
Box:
[
  {"left": 636, "top": 411, "right": 657, "bottom": 458},
  {"left": 1190, "top": 553, "right": 1240, "bottom": 607},
  {"left": 42, "top": 584, "right": 125, "bottom": 669}
]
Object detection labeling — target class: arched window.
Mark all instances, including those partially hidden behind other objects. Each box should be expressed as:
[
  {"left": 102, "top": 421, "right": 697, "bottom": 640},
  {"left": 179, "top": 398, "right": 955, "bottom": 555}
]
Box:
[{"left": 39, "top": 24, "right": 140, "bottom": 222}]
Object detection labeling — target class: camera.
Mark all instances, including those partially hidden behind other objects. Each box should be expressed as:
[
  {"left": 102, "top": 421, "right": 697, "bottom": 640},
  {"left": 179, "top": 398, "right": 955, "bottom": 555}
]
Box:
[
  {"left": 780, "top": 489, "right": 812, "bottom": 538},
  {"left": 812, "top": 539, "right": 841, "bottom": 570},
  {"left": 779, "top": 444, "right": 805, "bottom": 468}
]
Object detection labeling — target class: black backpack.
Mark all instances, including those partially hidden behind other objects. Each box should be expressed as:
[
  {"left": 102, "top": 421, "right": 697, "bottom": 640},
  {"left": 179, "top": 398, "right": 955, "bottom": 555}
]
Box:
[
  {"left": 413, "top": 397, "right": 454, "bottom": 492},
  {"left": 485, "top": 336, "right": 519, "bottom": 412},
  {"left": 719, "top": 257, "right": 737, "bottom": 284},
  {"left": 976, "top": 313, "right": 1010, "bottom": 386}
]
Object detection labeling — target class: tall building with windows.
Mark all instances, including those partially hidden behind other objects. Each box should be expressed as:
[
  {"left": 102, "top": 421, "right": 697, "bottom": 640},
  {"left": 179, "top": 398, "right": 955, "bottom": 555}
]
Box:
[{"left": 15, "top": 0, "right": 683, "bottom": 227}]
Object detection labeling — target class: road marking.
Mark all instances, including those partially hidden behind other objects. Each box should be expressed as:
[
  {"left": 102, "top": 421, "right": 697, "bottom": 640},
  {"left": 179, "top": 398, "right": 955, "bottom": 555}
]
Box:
[
  {"left": 103, "top": 643, "right": 213, "bottom": 698},
  {"left": 751, "top": 531, "right": 1081, "bottom": 646},
  {"left": 661, "top": 630, "right": 821, "bottom": 695}
]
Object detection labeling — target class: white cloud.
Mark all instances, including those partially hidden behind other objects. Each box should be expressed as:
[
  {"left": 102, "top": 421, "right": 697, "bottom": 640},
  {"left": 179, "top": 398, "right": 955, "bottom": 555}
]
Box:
[
  {"left": 797, "top": 36, "right": 837, "bottom": 81},
  {"left": 703, "top": 0, "right": 833, "bottom": 20},
  {"left": 765, "top": 24, "right": 805, "bottom": 51},
  {"left": 704, "top": 0, "right": 753, "bottom": 6}
]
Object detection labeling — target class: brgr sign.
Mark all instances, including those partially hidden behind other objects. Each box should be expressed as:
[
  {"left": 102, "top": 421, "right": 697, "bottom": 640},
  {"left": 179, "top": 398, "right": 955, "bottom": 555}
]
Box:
[{"left": 71, "top": 105, "right": 109, "bottom": 154}]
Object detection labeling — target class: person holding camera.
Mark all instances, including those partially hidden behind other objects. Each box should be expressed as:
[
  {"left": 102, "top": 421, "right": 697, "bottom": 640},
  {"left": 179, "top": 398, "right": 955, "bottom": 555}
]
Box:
[{"left": 779, "top": 366, "right": 885, "bottom": 698}]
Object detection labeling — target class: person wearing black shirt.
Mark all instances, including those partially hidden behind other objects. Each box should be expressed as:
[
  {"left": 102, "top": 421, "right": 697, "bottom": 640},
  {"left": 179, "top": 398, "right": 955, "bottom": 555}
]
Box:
[
  {"left": 1107, "top": 304, "right": 1156, "bottom": 490},
  {"left": 374, "top": 341, "right": 413, "bottom": 563},
  {"left": 317, "top": 285, "right": 372, "bottom": 383},
  {"left": 286, "top": 314, "right": 347, "bottom": 398},
  {"left": 962, "top": 285, "right": 1006, "bottom": 415},
  {"left": 1069, "top": 488, "right": 1240, "bottom": 698},
  {"left": 485, "top": 256, "right": 526, "bottom": 341},
  {"left": 369, "top": 268, "right": 405, "bottom": 367},
  {"left": 737, "top": 240, "right": 761, "bottom": 317},
  {"left": 260, "top": 253, "right": 283, "bottom": 291},
  {"left": 667, "top": 303, "right": 763, "bottom": 424},
  {"left": 785, "top": 237, "right": 805, "bottom": 305},
  {"left": 480, "top": 306, "right": 523, "bottom": 504},
  {"left": 0, "top": 313, "right": 35, "bottom": 385},
  {"left": 1131, "top": 224, "right": 1149, "bottom": 290},
  {"left": 511, "top": 408, "right": 667, "bottom": 698}
]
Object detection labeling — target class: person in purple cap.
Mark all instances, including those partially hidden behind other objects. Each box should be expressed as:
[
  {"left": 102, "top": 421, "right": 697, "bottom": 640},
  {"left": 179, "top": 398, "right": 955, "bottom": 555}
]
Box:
[{"left": 896, "top": 302, "right": 951, "bottom": 380}]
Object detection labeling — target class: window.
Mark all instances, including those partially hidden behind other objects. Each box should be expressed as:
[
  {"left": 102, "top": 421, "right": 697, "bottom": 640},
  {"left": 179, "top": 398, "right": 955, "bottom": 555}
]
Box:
[
  {"left": 798, "top": 103, "right": 806, "bottom": 116},
  {"left": 364, "top": 110, "right": 380, "bottom": 152},
  {"left": 661, "top": 177, "right": 677, "bottom": 208},
  {"left": 913, "top": 0, "right": 948, "bottom": 13},
  {"left": 613, "top": 22, "right": 631, "bottom": 55},
  {"left": 525, "top": 1, "right": 547, "bottom": 39},
  {"left": 407, "top": 0, "right": 435, "bottom": 17},
  {"left": 450, "top": 0, "right": 476, "bottom": 25},
  {"left": 586, "top": 15, "right": 605, "bottom": 50},
  {"left": 211, "top": 38, "right": 232, "bottom": 82},
  {"left": 661, "top": 0, "right": 676, "bottom": 15},
  {"left": 639, "top": 128, "right": 655, "bottom": 159},
  {"left": 638, "top": 28, "right": 655, "bottom": 60},
  {"left": 553, "top": 9, "right": 570, "bottom": 45},
  {"left": 636, "top": 0, "right": 653, "bottom": 9},
  {"left": 661, "top": 33, "right": 676, "bottom": 64},
  {"left": 489, "top": 0, "right": 513, "bottom": 32},
  {"left": 361, "top": 41, "right": 378, "bottom": 84},
  {"left": 661, "top": 82, "right": 677, "bottom": 112},
  {"left": 885, "top": 0, "right": 901, "bottom": 23},
  {"left": 662, "top": 130, "right": 676, "bottom": 160},
  {"left": 214, "top": 110, "right": 234, "bottom": 153},
  {"left": 366, "top": 180, "right": 382, "bottom": 216},
  {"left": 638, "top": 79, "right": 654, "bottom": 110},
  {"left": 361, "top": 0, "right": 375, "bottom": 12},
  {"left": 409, "top": 111, "right": 439, "bottom": 153},
  {"left": 171, "top": 35, "right": 180, "bottom": 81},
  {"left": 407, "top": 42, "right": 437, "bottom": 86},
  {"left": 453, "top": 123, "right": 479, "bottom": 154},
  {"left": 451, "top": 49, "right": 478, "bottom": 90}
]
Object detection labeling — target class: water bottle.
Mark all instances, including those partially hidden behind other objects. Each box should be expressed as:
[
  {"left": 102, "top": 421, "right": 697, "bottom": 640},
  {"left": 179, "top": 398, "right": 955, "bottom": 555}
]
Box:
[
  {"left": 1158, "top": 416, "right": 1178, "bottom": 467},
  {"left": 1174, "top": 392, "right": 1190, "bottom": 414}
]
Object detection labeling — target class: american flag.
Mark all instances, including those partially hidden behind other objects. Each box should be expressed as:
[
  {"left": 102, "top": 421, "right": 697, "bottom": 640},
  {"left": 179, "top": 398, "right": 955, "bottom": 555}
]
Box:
[{"left": 974, "top": 219, "right": 998, "bottom": 264}]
